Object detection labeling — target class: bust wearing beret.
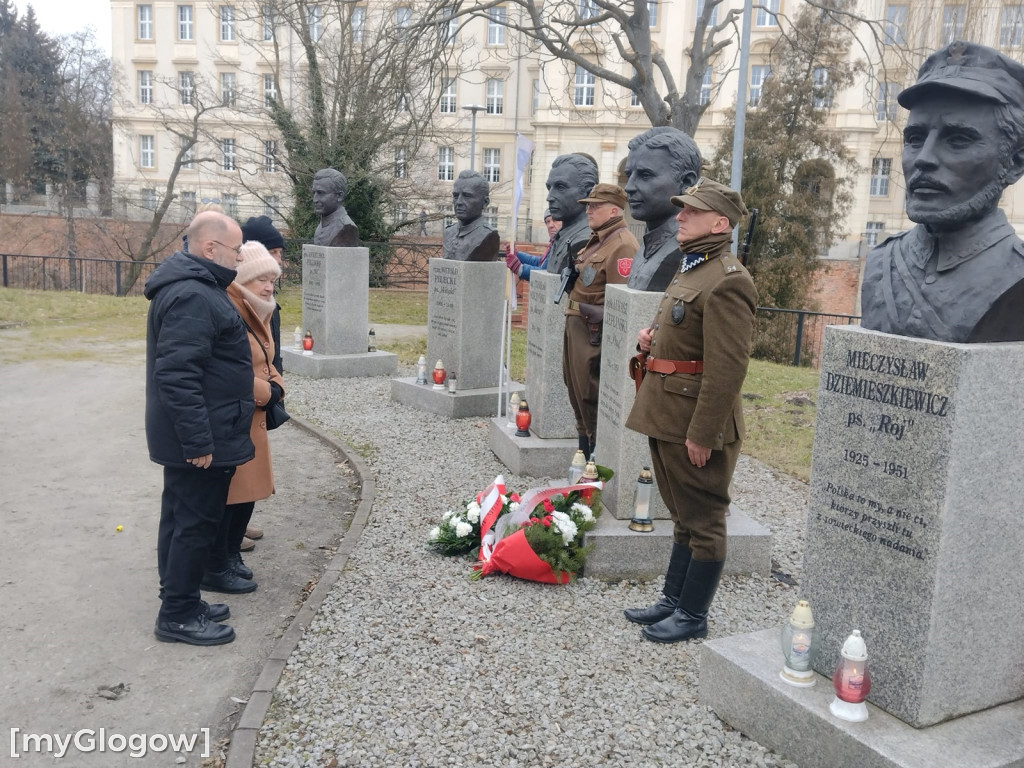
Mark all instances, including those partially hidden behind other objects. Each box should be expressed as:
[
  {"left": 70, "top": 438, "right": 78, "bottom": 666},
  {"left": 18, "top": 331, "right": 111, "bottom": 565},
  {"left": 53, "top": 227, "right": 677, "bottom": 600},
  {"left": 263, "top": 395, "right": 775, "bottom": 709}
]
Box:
[{"left": 861, "top": 41, "right": 1024, "bottom": 342}]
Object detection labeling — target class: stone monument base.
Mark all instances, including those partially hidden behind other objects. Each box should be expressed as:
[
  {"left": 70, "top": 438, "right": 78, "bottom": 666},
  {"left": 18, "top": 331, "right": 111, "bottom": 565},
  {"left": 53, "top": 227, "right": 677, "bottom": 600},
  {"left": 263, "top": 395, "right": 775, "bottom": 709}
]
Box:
[
  {"left": 700, "top": 628, "right": 1024, "bottom": 768},
  {"left": 487, "top": 418, "right": 579, "bottom": 477},
  {"left": 391, "top": 377, "right": 524, "bottom": 419},
  {"left": 281, "top": 348, "right": 397, "bottom": 379},
  {"left": 584, "top": 508, "right": 771, "bottom": 581}
]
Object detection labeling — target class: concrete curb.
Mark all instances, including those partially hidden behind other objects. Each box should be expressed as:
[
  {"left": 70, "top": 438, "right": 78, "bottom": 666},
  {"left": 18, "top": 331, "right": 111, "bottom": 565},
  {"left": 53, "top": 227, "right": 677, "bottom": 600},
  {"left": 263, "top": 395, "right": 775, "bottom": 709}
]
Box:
[{"left": 225, "top": 415, "right": 374, "bottom": 768}]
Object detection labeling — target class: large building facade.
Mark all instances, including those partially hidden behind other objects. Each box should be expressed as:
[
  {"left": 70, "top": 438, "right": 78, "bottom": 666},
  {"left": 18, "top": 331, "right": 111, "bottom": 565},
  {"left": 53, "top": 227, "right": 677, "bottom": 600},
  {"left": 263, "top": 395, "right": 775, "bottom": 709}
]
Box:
[{"left": 110, "top": 0, "right": 1024, "bottom": 258}]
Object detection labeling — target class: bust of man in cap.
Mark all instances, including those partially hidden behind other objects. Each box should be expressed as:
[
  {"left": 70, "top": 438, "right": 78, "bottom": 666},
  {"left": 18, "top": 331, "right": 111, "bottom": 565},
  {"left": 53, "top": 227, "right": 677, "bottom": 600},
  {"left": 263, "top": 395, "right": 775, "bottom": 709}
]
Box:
[
  {"left": 312, "top": 168, "right": 359, "bottom": 247},
  {"left": 623, "top": 126, "right": 703, "bottom": 291},
  {"left": 442, "top": 170, "right": 501, "bottom": 261},
  {"left": 861, "top": 41, "right": 1024, "bottom": 343}
]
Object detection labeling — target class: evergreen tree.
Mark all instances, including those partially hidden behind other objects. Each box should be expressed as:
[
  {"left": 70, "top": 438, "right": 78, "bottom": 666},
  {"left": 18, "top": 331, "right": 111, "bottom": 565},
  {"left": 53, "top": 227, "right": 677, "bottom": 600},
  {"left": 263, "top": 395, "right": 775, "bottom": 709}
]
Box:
[{"left": 710, "top": 0, "right": 861, "bottom": 313}]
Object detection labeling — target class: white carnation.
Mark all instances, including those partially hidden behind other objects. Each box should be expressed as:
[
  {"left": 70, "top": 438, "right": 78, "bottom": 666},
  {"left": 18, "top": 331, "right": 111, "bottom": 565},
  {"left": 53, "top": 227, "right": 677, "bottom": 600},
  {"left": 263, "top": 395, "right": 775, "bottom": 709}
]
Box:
[
  {"left": 509, "top": 502, "right": 520, "bottom": 512},
  {"left": 551, "top": 511, "right": 578, "bottom": 545},
  {"left": 572, "top": 502, "right": 594, "bottom": 522},
  {"left": 466, "top": 504, "right": 481, "bottom": 523},
  {"left": 442, "top": 509, "right": 455, "bottom": 522},
  {"left": 428, "top": 526, "right": 441, "bottom": 540},
  {"left": 455, "top": 521, "right": 473, "bottom": 538}
]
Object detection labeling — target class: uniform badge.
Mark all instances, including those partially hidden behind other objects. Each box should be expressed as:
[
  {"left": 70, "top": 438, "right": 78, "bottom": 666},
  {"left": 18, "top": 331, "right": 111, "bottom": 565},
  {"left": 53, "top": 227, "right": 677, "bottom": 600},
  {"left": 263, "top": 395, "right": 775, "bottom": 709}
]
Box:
[
  {"left": 580, "top": 265, "right": 597, "bottom": 286},
  {"left": 617, "top": 258, "right": 633, "bottom": 277},
  {"left": 671, "top": 301, "right": 685, "bottom": 325}
]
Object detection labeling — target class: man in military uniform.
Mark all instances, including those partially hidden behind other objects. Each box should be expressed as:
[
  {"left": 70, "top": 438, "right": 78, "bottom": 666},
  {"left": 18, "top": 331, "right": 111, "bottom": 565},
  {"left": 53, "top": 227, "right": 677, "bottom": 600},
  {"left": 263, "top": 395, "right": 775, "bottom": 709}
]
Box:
[
  {"left": 545, "top": 154, "right": 599, "bottom": 277},
  {"left": 624, "top": 179, "right": 757, "bottom": 644},
  {"left": 563, "top": 183, "right": 638, "bottom": 459},
  {"left": 623, "top": 126, "right": 703, "bottom": 292},
  {"left": 861, "top": 41, "right": 1024, "bottom": 343},
  {"left": 442, "top": 170, "right": 501, "bottom": 261}
]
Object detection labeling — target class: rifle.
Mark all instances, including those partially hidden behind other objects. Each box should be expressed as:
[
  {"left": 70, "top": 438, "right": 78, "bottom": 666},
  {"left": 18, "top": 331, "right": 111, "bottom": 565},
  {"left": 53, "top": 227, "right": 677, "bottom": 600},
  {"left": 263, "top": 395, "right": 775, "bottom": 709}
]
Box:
[
  {"left": 553, "top": 240, "right": 585, "bottom": 305},
  {"left": 739, "top": 208, "right": 758, "bottom": 267}
]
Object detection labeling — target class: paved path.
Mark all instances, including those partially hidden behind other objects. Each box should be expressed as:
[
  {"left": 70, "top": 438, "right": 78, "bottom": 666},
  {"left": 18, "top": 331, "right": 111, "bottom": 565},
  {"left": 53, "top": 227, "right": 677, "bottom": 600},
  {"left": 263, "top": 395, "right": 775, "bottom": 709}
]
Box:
[{"left": 0, "top": 358, "right": 355, "bottom": 767}]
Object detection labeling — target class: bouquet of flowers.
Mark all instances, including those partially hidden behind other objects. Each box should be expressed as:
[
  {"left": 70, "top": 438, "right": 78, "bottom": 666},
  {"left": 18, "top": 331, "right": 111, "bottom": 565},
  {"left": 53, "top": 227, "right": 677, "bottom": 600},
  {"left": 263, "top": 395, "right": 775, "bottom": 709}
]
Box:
[
  {"left": 428, "top": 476, "right": 511, "bottom": 556},
  {"left": 474, "top": 480, "right": 603, "bottom": 584}
]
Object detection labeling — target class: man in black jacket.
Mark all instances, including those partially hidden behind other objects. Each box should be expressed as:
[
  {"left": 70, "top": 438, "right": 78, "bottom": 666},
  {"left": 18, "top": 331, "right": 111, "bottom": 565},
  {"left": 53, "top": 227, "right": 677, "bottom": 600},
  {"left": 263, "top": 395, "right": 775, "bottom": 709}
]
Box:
[{"left": 145, "top": 211, "right": 255, "bottom": 646}]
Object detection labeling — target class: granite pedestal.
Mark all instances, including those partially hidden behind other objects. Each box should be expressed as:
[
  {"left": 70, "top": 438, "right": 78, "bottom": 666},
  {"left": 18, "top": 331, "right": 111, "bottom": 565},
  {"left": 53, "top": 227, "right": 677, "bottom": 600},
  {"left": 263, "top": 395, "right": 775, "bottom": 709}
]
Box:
[
  {"left": 487, "top": 417, "right": 578, "bottom": 477},
  {"left": 584, "top": 506, "right": 771, "bottom": 580},
  {"left": 292, "top": 245, "right": 397, "bottom": 378},
  {"left": 391, "top": 379, "right": 524, "bottom": 419}
]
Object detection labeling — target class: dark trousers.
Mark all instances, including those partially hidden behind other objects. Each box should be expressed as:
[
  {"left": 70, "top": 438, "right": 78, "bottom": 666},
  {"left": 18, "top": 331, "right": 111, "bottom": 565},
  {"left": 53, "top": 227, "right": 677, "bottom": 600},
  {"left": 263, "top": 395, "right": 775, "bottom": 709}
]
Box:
[
  {"left": 209, "top": 501, "right": 256, "bottom": 571},
  {"left": 157, "top": 465, "right": 235, "bottom": 622},
  {"left": 647, "top": 437, "right": 740, "bottom": 561},
  {"left": 562, "top": 315, "right": 601, "bottom": 444}
]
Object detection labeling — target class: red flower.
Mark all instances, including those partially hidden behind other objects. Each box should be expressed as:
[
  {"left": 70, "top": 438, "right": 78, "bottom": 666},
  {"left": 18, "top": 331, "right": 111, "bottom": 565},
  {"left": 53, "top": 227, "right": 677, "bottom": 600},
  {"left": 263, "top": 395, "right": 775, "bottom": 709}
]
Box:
[
  {"left": 542, "top": 498, "right": 555, "bottom": 513},
  {"left": 510, "top": 493, "right": 521, "bottom": 502},
  {"left": 542, "top": 515, "right": 553, "bottom": 527}
]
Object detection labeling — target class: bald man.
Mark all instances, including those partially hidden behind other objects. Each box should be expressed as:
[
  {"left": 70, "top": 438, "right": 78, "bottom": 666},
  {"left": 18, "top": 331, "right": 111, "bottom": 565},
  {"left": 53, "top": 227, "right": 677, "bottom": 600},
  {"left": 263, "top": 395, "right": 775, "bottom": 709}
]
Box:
[{"left": 144, "top": 211, "right": 255, "bottom": 646}]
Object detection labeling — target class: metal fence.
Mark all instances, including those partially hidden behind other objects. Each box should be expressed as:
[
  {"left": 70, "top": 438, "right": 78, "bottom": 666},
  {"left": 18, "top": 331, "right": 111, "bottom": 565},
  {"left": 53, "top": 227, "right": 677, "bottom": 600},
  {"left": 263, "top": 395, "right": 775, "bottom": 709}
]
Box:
[
  {"left": 754, "top": 307, "right": 861, "bottom": 367},
  {"left": 1, "top": 253, "right": 162, "bottom": 296}
]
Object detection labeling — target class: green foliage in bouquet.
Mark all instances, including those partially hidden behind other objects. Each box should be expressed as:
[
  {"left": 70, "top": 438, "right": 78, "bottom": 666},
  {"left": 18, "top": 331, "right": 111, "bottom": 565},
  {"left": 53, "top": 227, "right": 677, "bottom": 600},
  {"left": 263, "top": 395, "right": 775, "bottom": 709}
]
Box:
[{"left": 522, "top": 492, "right": 600, "bottom": 580}]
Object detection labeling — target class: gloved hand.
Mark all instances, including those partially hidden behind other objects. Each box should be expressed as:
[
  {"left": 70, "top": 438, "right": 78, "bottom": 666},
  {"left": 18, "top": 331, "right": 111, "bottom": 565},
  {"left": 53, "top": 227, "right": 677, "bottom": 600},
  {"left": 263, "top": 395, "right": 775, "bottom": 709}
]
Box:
[
  {"left": 267, "top": 381, "right": 284, "bottom": 407},
  {"left": 505, "top": 244, "right": 522, "bottom": 275}
]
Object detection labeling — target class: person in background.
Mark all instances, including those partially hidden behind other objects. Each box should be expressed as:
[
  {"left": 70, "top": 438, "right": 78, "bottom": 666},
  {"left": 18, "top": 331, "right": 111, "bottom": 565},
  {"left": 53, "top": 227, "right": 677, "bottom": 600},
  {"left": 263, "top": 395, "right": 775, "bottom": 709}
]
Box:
[
  {"left": 504, "top": 209, "right": 562, "bottom": 281},
  {"left": 202, "top": 242, "right": 285, "bottom": 595}
]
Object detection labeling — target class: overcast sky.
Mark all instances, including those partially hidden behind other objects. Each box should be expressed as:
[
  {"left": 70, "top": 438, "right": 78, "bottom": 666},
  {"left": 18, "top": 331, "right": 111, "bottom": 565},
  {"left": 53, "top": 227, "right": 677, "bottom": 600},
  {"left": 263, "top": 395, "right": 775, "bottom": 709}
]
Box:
[{"left": 15, "top": 0, "right": 112, "bottom": 53}]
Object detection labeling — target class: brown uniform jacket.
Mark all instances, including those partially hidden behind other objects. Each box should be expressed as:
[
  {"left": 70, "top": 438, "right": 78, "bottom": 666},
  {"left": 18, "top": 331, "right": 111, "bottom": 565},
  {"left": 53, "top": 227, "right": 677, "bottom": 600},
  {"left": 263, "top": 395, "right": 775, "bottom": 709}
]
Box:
[
  {"left": 226, "top": 283, "right": 285, "bottom": 504},
  {"left": 565, "top": 217, "right": 637, "bottom": 317},
  {"left": 625, "top": 243, "right": 757, "bottom": 450}
]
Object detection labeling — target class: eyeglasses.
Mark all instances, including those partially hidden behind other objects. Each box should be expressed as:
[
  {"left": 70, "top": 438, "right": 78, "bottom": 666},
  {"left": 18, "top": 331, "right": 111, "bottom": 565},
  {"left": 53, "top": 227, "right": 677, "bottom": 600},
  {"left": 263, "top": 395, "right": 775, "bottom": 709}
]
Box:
[
  {"left": 212, "top": 240, "right": 242, "bottom": 255},
  {"left": 586, "top": 202, "right": 611, "bottom": 210}
]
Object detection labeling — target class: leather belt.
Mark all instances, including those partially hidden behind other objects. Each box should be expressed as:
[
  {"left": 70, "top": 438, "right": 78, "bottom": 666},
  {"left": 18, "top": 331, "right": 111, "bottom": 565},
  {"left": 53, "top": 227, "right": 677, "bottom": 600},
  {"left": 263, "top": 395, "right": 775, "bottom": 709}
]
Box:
[
  {"left": 646, "top": 358, "right": 703, "bottom": 375},
  {"left": 566, "top": 299, "right": 581, "bottom": 311}
]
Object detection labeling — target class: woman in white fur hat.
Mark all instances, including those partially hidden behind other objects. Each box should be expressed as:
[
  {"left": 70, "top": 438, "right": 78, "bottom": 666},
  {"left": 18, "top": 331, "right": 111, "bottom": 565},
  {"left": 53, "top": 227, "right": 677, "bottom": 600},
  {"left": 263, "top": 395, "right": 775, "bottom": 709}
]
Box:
[{"left": 201, "top": 241, "right": 284, "bottom": 595}]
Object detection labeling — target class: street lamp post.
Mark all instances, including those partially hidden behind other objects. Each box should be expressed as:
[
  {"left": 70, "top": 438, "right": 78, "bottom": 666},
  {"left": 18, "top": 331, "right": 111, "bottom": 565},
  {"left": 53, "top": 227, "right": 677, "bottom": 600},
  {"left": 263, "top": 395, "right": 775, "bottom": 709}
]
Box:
[{"left": 462, "top": 104, "right": 485, "bottom": 171}]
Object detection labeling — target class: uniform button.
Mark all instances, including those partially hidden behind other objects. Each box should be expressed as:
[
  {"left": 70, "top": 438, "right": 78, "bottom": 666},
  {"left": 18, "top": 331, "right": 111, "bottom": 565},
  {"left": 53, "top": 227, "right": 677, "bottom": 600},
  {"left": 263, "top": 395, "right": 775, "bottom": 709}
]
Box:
[
  {"left": 672, "top": 279, "right": 678, "bottom": 285},
  {"left": 657, "top": 308, "right": 662, "bottom": 314},
  {"left": 682, "top": 387, "right": 688, "bottom": 392},
  {"left": 924, "top": 275, "right": 937, "bottom": 285},
  {"left": 663, "top": 293, "right": 668, "bottom": 298},
  {"left": 654, "top": 324, "right": 659, "bottom": 330},
  {"left": 651, "top": 340, "right": 657, "bottom": 346}
]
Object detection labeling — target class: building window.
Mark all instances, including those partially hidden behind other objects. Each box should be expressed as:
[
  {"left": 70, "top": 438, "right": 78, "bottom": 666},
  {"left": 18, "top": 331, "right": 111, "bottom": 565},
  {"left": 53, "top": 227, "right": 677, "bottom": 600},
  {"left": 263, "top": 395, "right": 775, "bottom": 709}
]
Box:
[
  {"left": 264, "top": 195, "right": 278, "bottom": 217},
  {"left": 485, "top": 78, "right": 503, "bottom": 114},
  {"left": 394, "top": 147, "right": 407, "bottom": 178},
  {"left": 941, "top": 5, "right": 965, "bottom": 43},
  {"left": 755, "top": 0, "right": 779, "bottom": 27},
  {"left": 180, "top": 136, "right": 195, "bottom": 169},
  {"left": 750, "top": 65, "right": 770, "bottom": 106},
  {"left": 140, "top": 135, "right": 155, "bottom": 168},
  {"left": 438, "top": 146, "right": 454, "bottom": 181},
  {"left": 220, "top": 6, "right": 235, "bottom": 41},
  {"left": 484, "top": 205, "right": 498, "bottom": 229},
  {"left": 648, "top": 0, "right": 658, "bottom": 26},
  {"left": 812, "top": 67, "right": 832, "bottom": 109},
  {"left": 876, "top": 82, "right": 898, "bottom": 121},
  {"left": 395, "top": 6, "right": 412, "bottom": 26},
  {"left": 141, "top": 188, "right": 157, "bottom": 210},
  {"left": 178, "top": 71, "right": 195, "bottom": 105},
  {"left": 864, "top": 221, "right": 884, "bottom": 246},
  {"left": 440, "top": 5, "right": 457, "bottom": 44},
  {"left": 138, "top": 70, "right": 153, "bottom": 104},
  {"left": 223, "top": 193, "right": 238, "bottom": 218},
  {"left": 221, "top": 72, "right": 236, "bottom": 106},
  {"left": 352, "top": 6, "right": 365, "bottom": 42},
  {"left": 531, "top": 78, "right": 540, "bottom": 114},
  {"left": 137, "top": 4, "right": 153, "bottom": 39},
  {"left": 1000, "top": 5, "right": 1024, "bottom": 46},
  {"left": 222, "top": 138, "right": 236, "bottom": 171},
  {"left": 630, "top": 84, "right": 641, "bottom": 107},
  {"left": 578, "top": 0, "right": 598, "bottom": 20},
  {"left": 263, "top": 74, "right": 277, "bottom": 106},
  {"left": 442, "top": 204, "right": 455, "bottom": 227},
  {"left": 696, "top": 0, "right": 717, "bottom": 26},
  {"left": 440, "top": 76, "right": 457, "bottom": 113},
  {"left": 177, "top": 5, "right": 193, "bottom": 40},
  {"left": 870, "top": 158, "right": 892, "bottom": 197},
  {"left": 262, "top": 5, "right": 275, "bottom": 40},
  {"left": 487, "top": 6, "right": 506, "bottom": 45},
  {"left": 574, "top": 66, "right": 595, "bottom": 107},
  {"left": 307, "top": 4, "right": 322, "bottom": 42},
  {"left": 884, "top": 5, "right": 907, "bottom": 45},
  {"left": 700, "top": 67, "right": 713, "bottom": 106},
  {"left": 483, "top": 148, "right": 501, "bottom": 183},
  {"left": 181, "top": 190, "right": 196, "bottom": 215},
  {"left": 263, "top": 140, "right": 277, "bottom": 172}
]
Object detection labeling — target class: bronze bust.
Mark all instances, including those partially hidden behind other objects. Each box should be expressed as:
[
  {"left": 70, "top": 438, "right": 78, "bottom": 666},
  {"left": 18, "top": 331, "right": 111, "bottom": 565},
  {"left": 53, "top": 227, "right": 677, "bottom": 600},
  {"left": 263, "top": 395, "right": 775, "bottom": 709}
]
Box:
[
  {"left": 544, "top": 154, "right": 599, "bottom": 276},
  {"left": 623, "top": 127, "right": 703, "bottom": 292},
  {"left": 861, "top": 41, "right": 1024, "bottom": 343},
  {"left": 442, "top": 170, "right": 500, "bottom": 261},
  {"left": 312, "top": 168, "right": 359, "bottom": 247}
]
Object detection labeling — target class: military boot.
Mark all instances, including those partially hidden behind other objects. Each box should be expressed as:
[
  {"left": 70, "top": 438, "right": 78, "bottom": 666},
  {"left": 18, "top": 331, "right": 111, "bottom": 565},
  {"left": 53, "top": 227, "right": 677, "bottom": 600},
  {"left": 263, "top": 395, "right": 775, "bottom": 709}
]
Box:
[
  {"left": 642, "top": 558, "right": 725, "bottom": 643},
  {"left": 623, "top": 542, "right": 691, "bottom": 625}
]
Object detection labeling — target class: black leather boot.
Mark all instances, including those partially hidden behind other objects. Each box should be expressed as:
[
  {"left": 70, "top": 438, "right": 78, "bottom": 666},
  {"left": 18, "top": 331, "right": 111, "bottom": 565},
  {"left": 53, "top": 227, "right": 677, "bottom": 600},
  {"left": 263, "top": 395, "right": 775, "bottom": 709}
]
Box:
[
  {"left": 200, "top": 569, "right": 257, "bottom": 594},
  {"left": 623, "top": 543, "right": 691, "bottom": 625},
  {"left": 642, "top": 558, "right": 725, "bottom": 643},
  {"left": 227, "top": 552, "right": 253, "bottom": 580}
]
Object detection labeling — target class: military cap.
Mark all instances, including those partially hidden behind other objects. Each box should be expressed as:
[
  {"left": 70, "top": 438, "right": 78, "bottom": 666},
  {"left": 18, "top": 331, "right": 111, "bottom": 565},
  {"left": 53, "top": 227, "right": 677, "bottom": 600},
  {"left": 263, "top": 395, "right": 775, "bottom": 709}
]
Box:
[
  {"left": 578, "top": 182, "right": 628, "bottom": 209},
  {"left": 670, "top": 177, "right": 748, "bottom": 227},
  {"left": 898, "top": 41, "right": 1024, "bottom": 109}
]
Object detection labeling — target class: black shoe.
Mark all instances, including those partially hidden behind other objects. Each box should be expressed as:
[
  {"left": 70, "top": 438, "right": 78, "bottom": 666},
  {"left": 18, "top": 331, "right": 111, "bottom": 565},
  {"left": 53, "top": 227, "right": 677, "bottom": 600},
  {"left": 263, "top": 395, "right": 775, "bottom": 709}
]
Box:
[
  {"left": 199, "top": 600, "right": 230, "bottom": 622},
  {"left": 200, "top": 569, "right": 257, "bottom": 594},
  {"left": 154, "top": 614, "right": 235, "bottom": 645},
  {"left": 227, "top": 552, "right": 253, "bottom": 580}
]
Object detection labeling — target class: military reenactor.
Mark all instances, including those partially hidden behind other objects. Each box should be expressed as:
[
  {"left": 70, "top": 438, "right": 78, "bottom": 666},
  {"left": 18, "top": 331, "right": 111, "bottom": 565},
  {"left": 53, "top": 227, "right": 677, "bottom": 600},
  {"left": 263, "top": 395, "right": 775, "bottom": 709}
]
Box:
[
  {"left": 623, "top": 178, "right": 757, "bottom": 644},
  {"left": 562, "top": 183, "right": 638, "bottom": 459}
]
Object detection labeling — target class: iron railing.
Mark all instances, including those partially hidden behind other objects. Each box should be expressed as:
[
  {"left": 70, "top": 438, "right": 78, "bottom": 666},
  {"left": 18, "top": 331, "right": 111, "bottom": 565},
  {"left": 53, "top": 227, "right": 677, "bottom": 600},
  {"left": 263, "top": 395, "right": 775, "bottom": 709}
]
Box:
[
  {"left": 0, "top": 253, "right": 162, "bottom": 296},
  {"left": 754, "top": 307, "right": 861, "bottom": 368}
]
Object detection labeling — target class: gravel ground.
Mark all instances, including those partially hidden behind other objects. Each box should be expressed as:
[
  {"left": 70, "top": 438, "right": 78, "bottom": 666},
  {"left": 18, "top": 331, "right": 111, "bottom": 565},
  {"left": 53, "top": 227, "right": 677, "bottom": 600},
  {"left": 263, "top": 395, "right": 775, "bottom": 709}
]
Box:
[{"left": 255, "top": 369, "right": 810, "bottom": 768}]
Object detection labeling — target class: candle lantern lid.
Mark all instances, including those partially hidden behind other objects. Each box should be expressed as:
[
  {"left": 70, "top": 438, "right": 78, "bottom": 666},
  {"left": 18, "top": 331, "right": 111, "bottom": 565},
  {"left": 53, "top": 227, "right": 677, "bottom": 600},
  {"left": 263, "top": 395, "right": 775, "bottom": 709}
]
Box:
[
  {"left": 789, "top": 600, "right": 814, "bottom": 629},
  {"left": 638, "top": 467, "right": 653, "bottom": 483},
  {"left": 840, "top": 629, "right": 867, "bottom": 661}
]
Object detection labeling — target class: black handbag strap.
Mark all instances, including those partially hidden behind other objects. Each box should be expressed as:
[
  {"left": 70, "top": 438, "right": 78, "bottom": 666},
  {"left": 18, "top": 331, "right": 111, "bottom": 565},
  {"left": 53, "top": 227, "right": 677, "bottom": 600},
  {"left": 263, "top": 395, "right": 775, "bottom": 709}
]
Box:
[{"left": 240, "top": 317, "right": 272, "bottom": 376}]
